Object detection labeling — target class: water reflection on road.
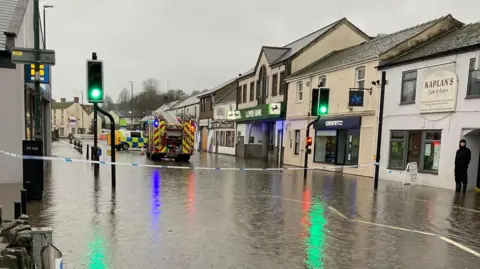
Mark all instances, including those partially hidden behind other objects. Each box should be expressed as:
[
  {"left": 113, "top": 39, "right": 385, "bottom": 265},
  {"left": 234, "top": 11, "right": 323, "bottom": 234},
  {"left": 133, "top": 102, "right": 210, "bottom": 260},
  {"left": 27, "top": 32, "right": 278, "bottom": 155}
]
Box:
[{"left": 8, "top": 141, "right": 477, "bottom": 268}]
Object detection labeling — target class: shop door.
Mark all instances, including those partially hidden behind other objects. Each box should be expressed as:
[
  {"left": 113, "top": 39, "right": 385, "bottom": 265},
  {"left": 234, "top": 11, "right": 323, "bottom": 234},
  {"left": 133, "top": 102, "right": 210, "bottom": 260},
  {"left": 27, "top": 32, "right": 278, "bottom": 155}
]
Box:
[
  {"left": 201, "top": 127, "right": 208, "bottom": 151},
  {"left": 346, "top": 129, "right": 360, "bottom": 165}
]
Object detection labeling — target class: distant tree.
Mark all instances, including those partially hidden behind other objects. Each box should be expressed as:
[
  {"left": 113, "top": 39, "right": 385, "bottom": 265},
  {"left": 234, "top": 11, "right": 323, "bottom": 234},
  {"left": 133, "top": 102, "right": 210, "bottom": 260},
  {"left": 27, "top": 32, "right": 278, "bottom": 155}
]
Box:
[
  {"left": 102, "top": 95, "right": 114, "bottom": 110},
  {"left": 191, "top": 90, "right": 201, "bottom": 96},
  {"left": 118, "top": 88, "right": 130, "bottom": 104}
]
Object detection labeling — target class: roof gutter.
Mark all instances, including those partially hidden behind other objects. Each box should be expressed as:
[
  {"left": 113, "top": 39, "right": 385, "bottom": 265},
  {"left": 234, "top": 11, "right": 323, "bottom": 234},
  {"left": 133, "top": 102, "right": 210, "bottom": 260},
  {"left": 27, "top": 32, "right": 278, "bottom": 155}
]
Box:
[
  {"left": 286, "top": 56, "right": 378, "bottom": 83},
  {"left": 378, "top": 43, "right": 480, "bottom": 70}
]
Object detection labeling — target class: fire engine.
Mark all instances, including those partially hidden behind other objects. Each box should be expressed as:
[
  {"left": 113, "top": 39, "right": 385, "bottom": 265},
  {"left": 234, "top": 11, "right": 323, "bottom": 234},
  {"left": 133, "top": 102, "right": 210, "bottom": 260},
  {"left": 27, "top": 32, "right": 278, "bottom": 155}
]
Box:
[{"left": 144, "top": 108, "right": 195, "bottom": 162}]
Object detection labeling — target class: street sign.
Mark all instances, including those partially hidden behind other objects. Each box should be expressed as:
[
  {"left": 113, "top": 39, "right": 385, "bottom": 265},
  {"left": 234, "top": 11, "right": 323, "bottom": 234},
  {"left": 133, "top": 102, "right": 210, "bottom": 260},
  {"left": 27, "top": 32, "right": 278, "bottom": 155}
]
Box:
[
  {"left": 24, "top": 64, "right": 51, "bottom": 84},
  {"left": 11, "top": 47, "right": 56, "bottom": 65}
]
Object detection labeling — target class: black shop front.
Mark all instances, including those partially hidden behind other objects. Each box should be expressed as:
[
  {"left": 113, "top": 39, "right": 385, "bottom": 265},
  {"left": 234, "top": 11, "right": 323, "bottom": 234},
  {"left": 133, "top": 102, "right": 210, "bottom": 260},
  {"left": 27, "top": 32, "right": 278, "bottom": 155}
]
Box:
[{"left": 313, "top": 117, "right": 361, "bottom": 166}]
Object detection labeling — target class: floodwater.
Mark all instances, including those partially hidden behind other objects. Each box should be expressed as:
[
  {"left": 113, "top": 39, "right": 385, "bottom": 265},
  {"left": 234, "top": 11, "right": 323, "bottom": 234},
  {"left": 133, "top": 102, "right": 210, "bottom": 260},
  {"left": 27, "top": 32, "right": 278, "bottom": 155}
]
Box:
[{"left": 1, "top": 139, "right": 480, "bottom": 268}]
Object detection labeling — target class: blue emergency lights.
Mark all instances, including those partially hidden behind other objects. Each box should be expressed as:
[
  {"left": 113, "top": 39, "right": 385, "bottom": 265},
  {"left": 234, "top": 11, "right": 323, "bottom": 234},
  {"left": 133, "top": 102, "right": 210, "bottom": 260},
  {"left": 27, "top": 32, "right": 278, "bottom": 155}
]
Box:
[{"left": 154, "top": 120, "right": 159, "bottom": 127}]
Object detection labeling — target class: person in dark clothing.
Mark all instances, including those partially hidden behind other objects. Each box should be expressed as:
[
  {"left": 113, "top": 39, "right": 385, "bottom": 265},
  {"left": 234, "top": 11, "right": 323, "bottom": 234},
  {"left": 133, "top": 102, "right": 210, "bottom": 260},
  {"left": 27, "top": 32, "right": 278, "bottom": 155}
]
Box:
[{"left": 455, "top": 139, "right": 471, "bottom": 193}]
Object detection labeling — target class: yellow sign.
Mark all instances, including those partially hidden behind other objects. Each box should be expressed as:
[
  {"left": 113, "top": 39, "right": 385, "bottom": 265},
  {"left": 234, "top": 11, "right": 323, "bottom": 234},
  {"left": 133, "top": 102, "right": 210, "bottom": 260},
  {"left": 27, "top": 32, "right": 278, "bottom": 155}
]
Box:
[
  {"left": 12, "top": 51, "right": 23, "bottom": 56},
  {"left": 30, "top": 64, "right": 45, "bottom": 76}
]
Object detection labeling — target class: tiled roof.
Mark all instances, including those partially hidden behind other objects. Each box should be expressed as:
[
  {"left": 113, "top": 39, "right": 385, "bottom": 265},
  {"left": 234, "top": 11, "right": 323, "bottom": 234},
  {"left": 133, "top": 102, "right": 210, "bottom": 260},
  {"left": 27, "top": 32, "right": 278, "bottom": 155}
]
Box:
[
  {"left": 291, "top": 15, "right": 448, "bottom": 78},
  {"left": 271, "top": 18, "right": 346, "bottom": 65},
  {"left": 0, "top": 0, "right": 28, "bottom": 50},
  {"left": 198, "top": 77, "right": 237, "bottom": 98},
  {"left": 170, "top": 93, "right": 201, "bottom": 109},
  {"left": 380, "top": 22, "right": 480, "bottom": 68},
  {"left": 214, "top": 86, "right": 237, "bottom": 104},
  {"left": 52, "top": 101, "right": 74, "bottom": 109},
  {"left": 263, "top": 46, "right": 289, "bottom": 64}
]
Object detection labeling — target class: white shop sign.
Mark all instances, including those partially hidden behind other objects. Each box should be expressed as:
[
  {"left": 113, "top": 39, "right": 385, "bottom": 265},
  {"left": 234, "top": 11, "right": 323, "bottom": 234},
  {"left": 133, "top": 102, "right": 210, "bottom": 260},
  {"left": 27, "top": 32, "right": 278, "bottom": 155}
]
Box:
[{"left": 420, "top": 70, "right": 458, "bottom": 113}]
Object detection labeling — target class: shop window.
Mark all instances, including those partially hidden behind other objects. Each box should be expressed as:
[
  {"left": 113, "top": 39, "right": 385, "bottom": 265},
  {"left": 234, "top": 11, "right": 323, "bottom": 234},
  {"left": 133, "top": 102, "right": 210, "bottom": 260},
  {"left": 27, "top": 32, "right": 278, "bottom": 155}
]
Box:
[
  {"left": 355, "top": 66, "right": 365, "bottom": 88},
  {"left": 388, "top": 130, "right": 441, "bottom": 172},
  {"left": 242, "top": 84, "right": 247, "bottom": 103},
  {"left": 400, "top": 70, "right": 417, "bottom": 104},
  {"left": 250, "top": 82, "right": 255, "bottom": 101},
  {"left": 294, "top": 130, "right": 300, "bottom": 155},
  {"left": 296, "top": 82, "right": 303, "bottom": 101},
  {"left": 314, "top": 130, "right": 336, "bottom": 163},
  {"left": 272, "top": 73, "right": 278, "bottom": 96},
  {"left": 279, "top": 72, "right": 286, "bottom": 95},
  {"left": 467, "top": 58, "right": 480, "bottom": 96}
]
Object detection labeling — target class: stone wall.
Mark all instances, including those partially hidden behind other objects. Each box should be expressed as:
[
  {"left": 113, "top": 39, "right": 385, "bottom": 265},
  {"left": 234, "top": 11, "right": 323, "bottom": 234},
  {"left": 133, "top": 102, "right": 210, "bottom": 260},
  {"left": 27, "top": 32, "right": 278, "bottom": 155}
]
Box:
[{"left": 0, "top": 206, "right": 34, "bottom": 269}]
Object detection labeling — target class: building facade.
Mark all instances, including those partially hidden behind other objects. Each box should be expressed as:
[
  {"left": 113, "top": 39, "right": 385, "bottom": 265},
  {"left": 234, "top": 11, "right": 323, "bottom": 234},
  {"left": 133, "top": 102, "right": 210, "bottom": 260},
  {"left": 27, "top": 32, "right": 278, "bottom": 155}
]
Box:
[
  {"left": 284, "top": 15, "right": 461, "bottom": 177},
  {"left": 51, "top": 97, "right": 97, "bottom": 137},
  {"left": 0, "top": 0, "right": 50, "bottom": 183},
  {"left": 234, "top": 18, "right": 370, "bottom": 163},
  {"left": 212, "top": 87, "right": 237, "bottom": 155},
  {"left": 198, "top": 78, "right": 237, "bottom": 152},
  {"left": 378, "top": 22, "right": 480, "bottom": 190}
]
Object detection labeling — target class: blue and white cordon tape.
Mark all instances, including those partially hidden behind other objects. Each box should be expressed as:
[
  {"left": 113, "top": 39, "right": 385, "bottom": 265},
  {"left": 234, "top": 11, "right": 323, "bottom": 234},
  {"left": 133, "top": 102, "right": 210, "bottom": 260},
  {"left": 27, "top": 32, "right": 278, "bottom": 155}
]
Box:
[{"left": 0, "top": 148, "right": 378, "bottom": 171}]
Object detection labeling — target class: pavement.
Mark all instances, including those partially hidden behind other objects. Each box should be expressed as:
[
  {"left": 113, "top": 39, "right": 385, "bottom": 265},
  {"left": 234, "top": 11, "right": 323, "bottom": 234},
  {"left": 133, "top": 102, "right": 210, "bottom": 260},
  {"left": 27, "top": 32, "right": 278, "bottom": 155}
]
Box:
[{"left": 1, "top": 139, "right": 480, "bottom": 268}]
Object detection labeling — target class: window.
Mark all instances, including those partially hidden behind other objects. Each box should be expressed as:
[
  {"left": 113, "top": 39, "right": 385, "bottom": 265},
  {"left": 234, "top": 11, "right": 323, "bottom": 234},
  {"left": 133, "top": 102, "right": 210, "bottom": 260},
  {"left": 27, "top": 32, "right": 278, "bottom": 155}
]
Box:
[
  {"left": 355, "top": 67, "right": 365, "bottom": 88},
  {"left": 467, "top": 58, "right": 480, "bottom": 96},
  {"left": 255, "top": 80, "right": 260, "bottom": 100},
  {"left": 272, "top": 73, "right": 278, "bottom": 96},
  {"left": 296, "top": 82, "right": 303, "bottom": 101},
  {"left": 242, "top": 84, "right": 247, "bottom": 103},
  {"left": 216, "top": 130, "right": 235, "bottom": 148},
  {"left": 201, "top": 98, "right": 206, "bottom": 112},
  {"left": 249, "top": 82, "right": 255, "bottom": 101},
  {"left": 210, "top": 97, "right": 213, "bottom": 110},
  {"left": 279, "top": 72, "right": 286, "bottom": 94},
  {"left": 294, "top": 130, "right": 300, "bottom": 155},
  {"left": 237, "top": 86, "right": 242, "bottom": 104},
  {"left": 388, "top": 130, "right": 441, "bottom": 172},
  {"left": 318, "top": 76, "right": 327, "bottom": 87},
  {"left": 314, "top": 130, "right": 337, "bottom": 163},
  {"left": 130, "top": 131, "right": 141, "bottom": 138},
  {"left": 401, "top": 70, "right": 417, "bottom": 104}
]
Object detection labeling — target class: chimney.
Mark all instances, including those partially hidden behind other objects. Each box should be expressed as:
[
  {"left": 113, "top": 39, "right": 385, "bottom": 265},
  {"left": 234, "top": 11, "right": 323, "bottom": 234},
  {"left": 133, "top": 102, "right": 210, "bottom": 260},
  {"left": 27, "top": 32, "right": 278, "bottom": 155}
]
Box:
[
  {"left": 74, "top": 97, "right": 79, "bottom": 103},
  {"left": 61, "top": 98, "right": 66, "bottom": 103}
]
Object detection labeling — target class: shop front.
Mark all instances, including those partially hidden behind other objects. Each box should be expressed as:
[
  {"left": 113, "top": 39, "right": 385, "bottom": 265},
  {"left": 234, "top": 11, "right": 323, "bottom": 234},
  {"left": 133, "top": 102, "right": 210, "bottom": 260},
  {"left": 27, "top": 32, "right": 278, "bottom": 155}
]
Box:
[
  {"left": 198, "top": 119, "right": 210, "bottom": 152},
  {"left": 211, "top": 120, "right": 235, "bottom": 155},
  {"left": 313, "top": 117, "right": 362, "bottom": 166},
  {"left": 235, "top": 102, "right": 285, "bottom": 162}
]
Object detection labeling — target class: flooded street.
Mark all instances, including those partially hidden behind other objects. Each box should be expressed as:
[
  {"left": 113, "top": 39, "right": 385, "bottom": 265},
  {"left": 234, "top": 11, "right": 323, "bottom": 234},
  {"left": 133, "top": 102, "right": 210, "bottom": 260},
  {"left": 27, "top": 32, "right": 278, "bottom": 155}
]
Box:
[{"left": 2, "top": 140, "right": 480, "bottom": 268}]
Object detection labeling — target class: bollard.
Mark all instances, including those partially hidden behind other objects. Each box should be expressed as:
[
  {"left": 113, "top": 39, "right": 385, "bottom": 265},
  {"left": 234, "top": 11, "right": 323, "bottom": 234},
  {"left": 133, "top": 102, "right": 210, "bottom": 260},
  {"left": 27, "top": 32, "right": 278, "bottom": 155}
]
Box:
[
  {"left": 14, "top": 201, "right": 21, "bottom": 219},
  {"left": 32, "top": 227, "right": 53, "bottom": 269},
  {"left": 86, "top": 144, "right": 90, "bottom": 159},
  {"left": 21, "top": 189, "right": 27, "bottom": 214}
]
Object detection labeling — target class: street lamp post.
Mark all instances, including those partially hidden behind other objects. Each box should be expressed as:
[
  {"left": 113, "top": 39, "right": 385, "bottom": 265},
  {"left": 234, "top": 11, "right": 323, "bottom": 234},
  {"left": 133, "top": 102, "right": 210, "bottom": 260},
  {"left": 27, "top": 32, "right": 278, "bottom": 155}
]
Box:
[
  {"left": 80, "top": 90, "right": 84, "bottom": 137},
  {"left": 43, "top": 5, "right": 54, "bottom": 48},
  {"left": 129, "top": 81, "right": 134, "bottom": 127}
]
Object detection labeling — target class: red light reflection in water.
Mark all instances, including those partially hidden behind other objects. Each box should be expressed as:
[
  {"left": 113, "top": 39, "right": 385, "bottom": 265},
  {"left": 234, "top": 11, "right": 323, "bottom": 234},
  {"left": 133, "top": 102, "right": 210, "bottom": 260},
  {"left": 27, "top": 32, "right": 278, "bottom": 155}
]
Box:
[
  {"left": 301, "top": 187, "right": 311, "bottom": 238},
  {"left": 187, "top": 172, "right": 195, "bottom": 218}
]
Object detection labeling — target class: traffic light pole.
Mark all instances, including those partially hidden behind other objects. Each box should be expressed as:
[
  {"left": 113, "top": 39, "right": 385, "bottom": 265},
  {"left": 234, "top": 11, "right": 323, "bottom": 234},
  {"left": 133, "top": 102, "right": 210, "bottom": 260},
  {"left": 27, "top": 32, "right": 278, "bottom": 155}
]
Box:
[
  {"left": 33, "top": 0, "right": 42, "bottom": 140},
  {"left": 304, "top": 116, "right": 320, "bottom": 179},
  {"left": 92, "top": 53, "right": 98, "bottom": 161},
  {"left": 373, "top": 71, "right": 387, "bottom": 190},
  {"left": 95, "top": 104, "right": 116, "bottom": 189}
]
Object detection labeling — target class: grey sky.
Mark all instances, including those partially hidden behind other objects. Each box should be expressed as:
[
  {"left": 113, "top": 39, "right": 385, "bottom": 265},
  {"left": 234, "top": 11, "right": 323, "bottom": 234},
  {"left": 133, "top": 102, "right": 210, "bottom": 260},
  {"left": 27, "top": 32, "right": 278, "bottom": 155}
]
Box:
[{"left": 44, "top": 0, "right": 479, "bottom": 101}]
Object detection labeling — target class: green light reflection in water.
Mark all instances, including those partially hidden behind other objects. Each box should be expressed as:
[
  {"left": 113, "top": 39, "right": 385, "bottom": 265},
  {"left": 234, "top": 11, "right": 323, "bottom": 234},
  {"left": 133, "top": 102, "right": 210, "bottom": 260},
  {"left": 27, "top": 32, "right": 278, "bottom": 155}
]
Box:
[
  {"left": 88, "top": 227, "right": 107, "bottom": 269},
  {"left": 305, "top": 198, "right": 327, "bottom": 269}
]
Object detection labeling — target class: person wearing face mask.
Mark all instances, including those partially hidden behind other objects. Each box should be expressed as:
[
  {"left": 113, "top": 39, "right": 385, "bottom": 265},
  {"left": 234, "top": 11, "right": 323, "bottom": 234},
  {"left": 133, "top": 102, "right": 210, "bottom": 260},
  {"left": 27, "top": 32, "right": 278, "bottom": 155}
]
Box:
[{"left": 455, "top": 139, "right": 471, "bottom": 193}]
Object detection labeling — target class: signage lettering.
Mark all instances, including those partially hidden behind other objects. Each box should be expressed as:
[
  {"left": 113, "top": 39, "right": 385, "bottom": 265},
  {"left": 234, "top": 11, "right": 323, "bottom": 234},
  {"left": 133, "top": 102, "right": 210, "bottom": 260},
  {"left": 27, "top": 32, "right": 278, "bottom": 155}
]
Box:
[
  {"left": 325, "top": 120, "right": 343, "bottom": 126},
  {"left": 420, "top": 70, "right": 458, "bottom": 114},
  {"left": 246, "top": 109, "right": 262, "bottom": 118}
]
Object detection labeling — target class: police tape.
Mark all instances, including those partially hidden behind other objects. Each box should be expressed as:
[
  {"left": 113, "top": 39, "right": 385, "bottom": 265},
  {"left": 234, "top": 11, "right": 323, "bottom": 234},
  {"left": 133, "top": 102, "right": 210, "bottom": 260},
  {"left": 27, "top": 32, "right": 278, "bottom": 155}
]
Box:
[{"left": 0, "top": 148, "right": 379, "bottom": 171}]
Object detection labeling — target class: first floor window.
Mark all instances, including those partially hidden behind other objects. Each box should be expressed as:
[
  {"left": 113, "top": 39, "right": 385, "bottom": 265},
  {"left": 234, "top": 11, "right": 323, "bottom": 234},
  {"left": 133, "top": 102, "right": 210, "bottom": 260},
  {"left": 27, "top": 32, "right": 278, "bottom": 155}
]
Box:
[
  {"left": 294, "top": 130, "right": 300, "bottom": 155},
  {"left": 388, "top": 130, "right": 441, "bottom": 172},
  {"left": 296, "top": 82, "right": 303, "bottom": 101}
]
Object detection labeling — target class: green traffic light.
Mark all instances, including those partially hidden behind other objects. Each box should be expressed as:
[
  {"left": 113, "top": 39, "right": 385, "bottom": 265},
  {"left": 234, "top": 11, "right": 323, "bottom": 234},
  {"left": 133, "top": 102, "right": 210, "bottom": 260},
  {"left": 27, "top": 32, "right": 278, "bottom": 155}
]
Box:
[
  {"left": 90, "top": 88, "right": 101, "bottom": 99},
  {"left": 319, "top": 105, "right": 328, "bottom": 115}
]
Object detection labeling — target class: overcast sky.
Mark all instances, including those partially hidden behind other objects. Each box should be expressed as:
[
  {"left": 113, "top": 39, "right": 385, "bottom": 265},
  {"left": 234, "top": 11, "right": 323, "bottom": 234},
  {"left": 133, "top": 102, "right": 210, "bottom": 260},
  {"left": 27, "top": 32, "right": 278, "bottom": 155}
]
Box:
[{"left": 44, "top": 0, "right": 479, "bottom": 102}]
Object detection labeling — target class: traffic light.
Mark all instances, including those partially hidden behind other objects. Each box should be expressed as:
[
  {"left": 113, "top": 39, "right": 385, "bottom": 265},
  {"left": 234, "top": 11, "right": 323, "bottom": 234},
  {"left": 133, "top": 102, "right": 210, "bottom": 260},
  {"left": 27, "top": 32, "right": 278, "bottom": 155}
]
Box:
[
  {"left": 87, "top": 60, "right": 104, "bottom": 103},
  {"left": 311, "top": 88, "right": 330, "bottom": 116},
  {"left": 306, "top": 137, "right": 312, "bottom": 146}
]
